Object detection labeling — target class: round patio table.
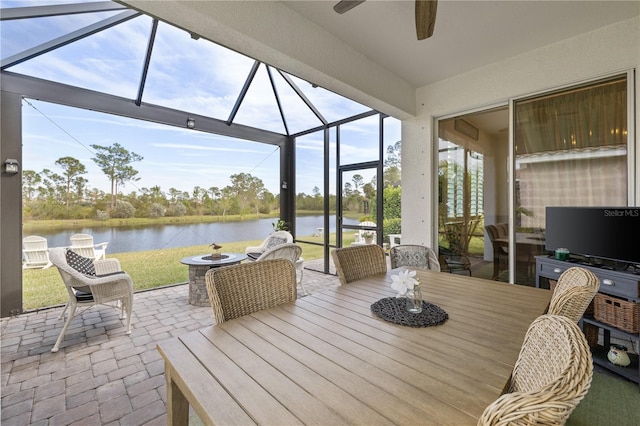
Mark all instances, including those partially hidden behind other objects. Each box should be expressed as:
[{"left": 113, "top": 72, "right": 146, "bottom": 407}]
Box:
[{"left": 181, "top": 253, "right": 247, "bottom": 306}]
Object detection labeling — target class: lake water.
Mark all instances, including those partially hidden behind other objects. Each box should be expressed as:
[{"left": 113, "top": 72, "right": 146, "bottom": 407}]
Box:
[{"left": 36, "top": 216, "right": 357, "bottom": 254}]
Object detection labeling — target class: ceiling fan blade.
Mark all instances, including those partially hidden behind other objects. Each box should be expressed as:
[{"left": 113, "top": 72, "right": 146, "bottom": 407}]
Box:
[
  {"left": 333, "top": 0, "right": 366, "bottom": 14},
  {"left": 415, "top": 0, "right": 437, "bottom": 40}
]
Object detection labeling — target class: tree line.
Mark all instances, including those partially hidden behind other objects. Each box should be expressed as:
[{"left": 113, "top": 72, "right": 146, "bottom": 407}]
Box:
[{"left": 22, "top": 141, "right": 403, "bottom": 223}]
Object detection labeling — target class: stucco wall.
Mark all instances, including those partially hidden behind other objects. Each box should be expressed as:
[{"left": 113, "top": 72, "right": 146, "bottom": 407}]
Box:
[{"left": 402, "top": 16, "right": 640, "bottom": 247}]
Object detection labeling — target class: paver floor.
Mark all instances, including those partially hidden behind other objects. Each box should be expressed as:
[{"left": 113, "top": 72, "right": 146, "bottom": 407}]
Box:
[{"left": 1, "top": 266, "right": 340, "bottom": 425}]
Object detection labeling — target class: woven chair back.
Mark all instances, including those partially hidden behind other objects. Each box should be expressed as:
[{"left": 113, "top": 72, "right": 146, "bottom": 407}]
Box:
[
  {"left": 331, "top": 244, "right": 387, "bottom": 285},
  {"left": 256, "top": 243, "right": 302, "bottom": 264},
  {"left": 389, "top": 245, "right": 440, "bottom": 271},
  {"left": 205, "top": 258, "right": 297, "bottom": 324},
  {"left": 479, "top": 314, "right": 593, "bottom": 425},
  {"left": 548, "top": 267, "right": 600, "bottom": 323}
]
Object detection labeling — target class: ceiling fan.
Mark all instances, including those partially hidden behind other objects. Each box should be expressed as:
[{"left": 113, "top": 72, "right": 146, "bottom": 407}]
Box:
[{"left": 333, "top": 0, "right": 437, "bottom": 40}]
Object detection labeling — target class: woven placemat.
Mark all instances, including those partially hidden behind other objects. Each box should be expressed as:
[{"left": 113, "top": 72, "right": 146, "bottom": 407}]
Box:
[
  {"left": 370, "top": 297, "right": 448, "bottom": 327},
  {"left": 202, "top": 254, "right": 230, "bottom": 261}
]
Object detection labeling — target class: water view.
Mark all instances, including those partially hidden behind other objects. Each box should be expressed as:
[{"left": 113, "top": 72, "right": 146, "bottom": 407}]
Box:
[{"left": 37, "top": 215, "right": 356, "bottom": 254}]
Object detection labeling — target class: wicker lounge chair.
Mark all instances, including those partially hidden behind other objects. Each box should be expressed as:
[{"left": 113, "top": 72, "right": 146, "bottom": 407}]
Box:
[
  {"left": 390, "top": 244, "right": 440, "bottom": 271},
  {"left": 205, "top": 258, "right": 297, "bottom": 324},
  {"left": 255, "top": 243, "right": 307, "bottom": 294},
  {"left": 548, "top": 266, "right": 600, "bottom": 323},
  {"left": 478, "top": 314, "right": 593, "bottom": 425},
  {"left": 331, "top": 244, "right": 387, "bottom": 285},
  {"left": 244, "top": 230, "right": 293, "bottom": 258},
  {"left": 49, "top": 247, "right": 133, "bottom": 352}
]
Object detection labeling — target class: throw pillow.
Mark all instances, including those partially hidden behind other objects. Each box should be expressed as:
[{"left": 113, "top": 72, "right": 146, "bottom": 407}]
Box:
[
  {"left": 265, "top": 236, "right": 287, "bottom": 250},
  {"left": 65, "top": 249, "right": 96, "bottom": 276}
]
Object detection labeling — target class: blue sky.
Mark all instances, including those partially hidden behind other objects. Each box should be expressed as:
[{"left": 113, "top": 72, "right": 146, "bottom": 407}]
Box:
[{"left": 3, "top": 0, "right": 400, "bottom": 195}]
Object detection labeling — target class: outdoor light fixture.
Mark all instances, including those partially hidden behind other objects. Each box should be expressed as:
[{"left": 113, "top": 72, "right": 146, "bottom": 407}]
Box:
[
  {"left": 186, "top": 118, "right": 195, "bottom": 129},
  {"left": 3, "top": 159, "right": 19, "bottom": 175}
]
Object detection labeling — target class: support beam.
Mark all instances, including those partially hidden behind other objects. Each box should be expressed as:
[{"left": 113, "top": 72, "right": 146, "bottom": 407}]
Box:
[
  {"left": 1, "top": 72, "right": 288, "bottom": 146},
  {"left": 1, "top": 91, "right": 23, "bottom": 317}
]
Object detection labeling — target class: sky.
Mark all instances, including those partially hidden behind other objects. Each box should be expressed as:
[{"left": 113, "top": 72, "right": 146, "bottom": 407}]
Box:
[{"left": 2, "top": 0, "right": 400, "bottom": 196}]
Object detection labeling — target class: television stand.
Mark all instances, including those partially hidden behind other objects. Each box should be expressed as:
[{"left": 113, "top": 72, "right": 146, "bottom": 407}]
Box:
[{"left": 535, "top": 255, "right": 640, "bottom": 390}]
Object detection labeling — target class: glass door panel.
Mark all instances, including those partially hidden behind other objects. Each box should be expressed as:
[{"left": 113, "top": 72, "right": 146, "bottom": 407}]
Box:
[
  {"left": 339, "top": 168, "right": 378, "bottom": 247},
  {"left": 514, "top": 75, "right": 628, "bottom": 284},
  {"left": 438, "top": 108, "right": 508, "bottom": 281}
]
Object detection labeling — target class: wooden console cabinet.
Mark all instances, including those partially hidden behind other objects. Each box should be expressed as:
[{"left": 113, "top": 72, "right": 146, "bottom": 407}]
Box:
[{"left": 535, "top": 255, "right": 640, "bottom": 388}]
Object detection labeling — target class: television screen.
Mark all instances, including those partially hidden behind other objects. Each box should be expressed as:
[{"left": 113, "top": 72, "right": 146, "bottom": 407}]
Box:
[{"left": 545, "top": 207, "right": 640, "bottom": 265}]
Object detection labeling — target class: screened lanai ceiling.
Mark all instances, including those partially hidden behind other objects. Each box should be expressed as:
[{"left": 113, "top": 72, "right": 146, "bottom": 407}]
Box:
[{"left": 0, "top": 0, "right": 372, "bottom": 137}]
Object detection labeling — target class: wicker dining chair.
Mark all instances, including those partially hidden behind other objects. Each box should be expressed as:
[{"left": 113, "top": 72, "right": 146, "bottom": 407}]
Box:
[
  {"left": 389, "top": 244, "right": 440, "bottom": 271},
  {"left": 331, "top": 244, "right": 387, "bottom": 285},
  {"left": 205, "top": 258, "right": 297, "bottom": 324},
  {"left": 478, "top": 314, "right": 593, "bottom": 425},
  {"left": 548, "top": 266, "right": 600, "bottom": 323}
]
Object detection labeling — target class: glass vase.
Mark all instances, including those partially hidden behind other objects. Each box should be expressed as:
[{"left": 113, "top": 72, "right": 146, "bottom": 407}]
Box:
[{"left": 406, "top": 286, "right": 423, "bottom": 314}]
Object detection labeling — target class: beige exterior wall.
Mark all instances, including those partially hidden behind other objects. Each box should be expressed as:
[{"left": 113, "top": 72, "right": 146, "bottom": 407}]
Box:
[{"left": 402, "top": 16, "right": 640, "bottom": 248}]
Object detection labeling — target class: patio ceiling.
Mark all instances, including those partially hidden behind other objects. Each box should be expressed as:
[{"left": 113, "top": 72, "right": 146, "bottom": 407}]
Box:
[
  {"left": 121, "top": 1, "right": 640, "bottom": 118},
  {"left": 0, "top": 0, "right": 374, "bottom": 141}
]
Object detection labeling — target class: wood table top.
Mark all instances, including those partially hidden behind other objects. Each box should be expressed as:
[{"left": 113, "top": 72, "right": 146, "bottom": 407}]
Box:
[{"left": 158, "top": 268, "right": 552, "bottom": 425}]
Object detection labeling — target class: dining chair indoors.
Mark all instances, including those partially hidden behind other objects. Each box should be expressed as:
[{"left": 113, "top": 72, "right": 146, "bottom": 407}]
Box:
[
  {"left": 478, "top": 314, "right": 593, "bottom": 425},
  {"left": 205, "top": 258, "right": 297, "bottom": 324},
  {"left": 390, "top": 244, "right": 440, "bottom": 271},
  {"left": 48, "top": 247, "right": 133, "bottom": 352},
  {"left": 548, "top": 266, "right": 600, "bottom": 323},
  {"left": 331, "top": 244, "right": 387, "bottom": 285}
]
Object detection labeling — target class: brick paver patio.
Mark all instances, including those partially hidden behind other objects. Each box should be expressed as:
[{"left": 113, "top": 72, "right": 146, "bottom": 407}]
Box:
[{"left": 1, "top": 266, "right": 340, "bottom": 425}]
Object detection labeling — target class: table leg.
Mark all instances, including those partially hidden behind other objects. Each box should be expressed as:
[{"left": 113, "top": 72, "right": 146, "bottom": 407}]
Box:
[{"left": 166, "top": 364, "right": 189, "bottom": 426}]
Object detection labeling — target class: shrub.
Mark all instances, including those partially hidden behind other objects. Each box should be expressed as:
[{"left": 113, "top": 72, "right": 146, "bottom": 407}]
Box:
[
  {"left": 111, "top": 200, "right": 135, "bottom": 218},
  {"left": 95, "top": 209, "right": 110, "bottom": 221}
]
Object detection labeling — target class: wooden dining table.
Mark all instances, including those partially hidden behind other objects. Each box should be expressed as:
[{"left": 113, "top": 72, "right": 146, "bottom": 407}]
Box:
[{"left": 157, "top": 268, "right": 552, "bottom": 425}]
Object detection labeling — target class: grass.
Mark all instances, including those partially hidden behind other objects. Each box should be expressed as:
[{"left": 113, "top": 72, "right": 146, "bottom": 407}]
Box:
[{"left": 22, "top": 233, "right": 334, "bottom": 311}]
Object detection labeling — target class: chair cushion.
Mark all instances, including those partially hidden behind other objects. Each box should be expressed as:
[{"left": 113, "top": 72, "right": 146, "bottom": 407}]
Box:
[
  {"left": 72, "top": 288, "right": 94, "bottom": 302},
  {"left": 66, "top": 249, "right": 96, "bottom": 276},
  {"left": 265, "top": 236, "right": 287, "bottom": 250}
]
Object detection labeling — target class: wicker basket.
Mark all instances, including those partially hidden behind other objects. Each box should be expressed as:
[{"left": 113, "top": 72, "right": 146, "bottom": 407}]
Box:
[
  {"left": 549, "top": 279, "right": 594, "bottom": 315},
  {"left": 593, "top": 293, "right": 639, "bottom": 334}
]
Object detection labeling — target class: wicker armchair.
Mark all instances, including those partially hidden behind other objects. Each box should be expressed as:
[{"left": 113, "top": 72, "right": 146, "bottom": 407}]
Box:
[
  {"left": 49, "top": 247, "right": 133, "bottom": 353},
  {"left": 548, "top": 267, "right": 600, "bottom": 323},
  {"left": 390, "top": 244, "right": 440, "bottom": 271},
  {"left": 478, "top": 314, "right": 593, "bottom": 425},
  {"left": 331, "top": 244, "right": 387, "bottom": 285},
  {"left": 255, "top": 243, "right": 307, "bottom": 294},
  {"left": 205, "top": 258, "right": 297, "bottom": 324}
]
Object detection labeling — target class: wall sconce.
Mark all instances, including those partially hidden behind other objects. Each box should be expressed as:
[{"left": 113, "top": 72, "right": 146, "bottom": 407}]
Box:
[
  {"left": 281, "top": 181, "right": 288, "bottom": 190},
  {"left": 186, "top": 118, "right": 195, "bottom": 129},
  {"left": 3, "top": 159, "right": 19, "bottom": 175}
]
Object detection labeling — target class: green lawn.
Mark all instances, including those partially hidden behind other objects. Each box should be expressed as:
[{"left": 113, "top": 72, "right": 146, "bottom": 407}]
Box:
[{"left": 23, "top": 234, "right": 334, "bottom": 311}]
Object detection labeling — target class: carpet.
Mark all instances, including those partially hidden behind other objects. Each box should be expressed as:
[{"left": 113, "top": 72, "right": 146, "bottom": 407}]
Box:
[{"left": 567, "top": 371, "right": 640, "bottom": 425}]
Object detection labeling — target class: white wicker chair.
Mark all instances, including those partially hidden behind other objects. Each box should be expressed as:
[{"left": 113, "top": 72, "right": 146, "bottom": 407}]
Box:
[
  {"left": 478, "top": 314, "right": 593, "bottom": 425},
  {"left": 49, "top": 247, "right": 133, "bottom": 352},
  {"left": 255, "top": 243, "right": 306, "bottom": 294},
  {"left": 244, "top": 230, "right": 293, "bottom": 256}
]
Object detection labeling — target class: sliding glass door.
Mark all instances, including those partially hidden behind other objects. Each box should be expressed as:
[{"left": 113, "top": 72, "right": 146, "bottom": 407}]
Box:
[{"left": 514, "top": 75, "right": 628, "bottom": 283}]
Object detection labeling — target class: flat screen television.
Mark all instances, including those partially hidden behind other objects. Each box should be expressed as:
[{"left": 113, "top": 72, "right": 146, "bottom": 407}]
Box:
[{"left": 545, "top": 207, "right": 640, "bottom": 266}]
